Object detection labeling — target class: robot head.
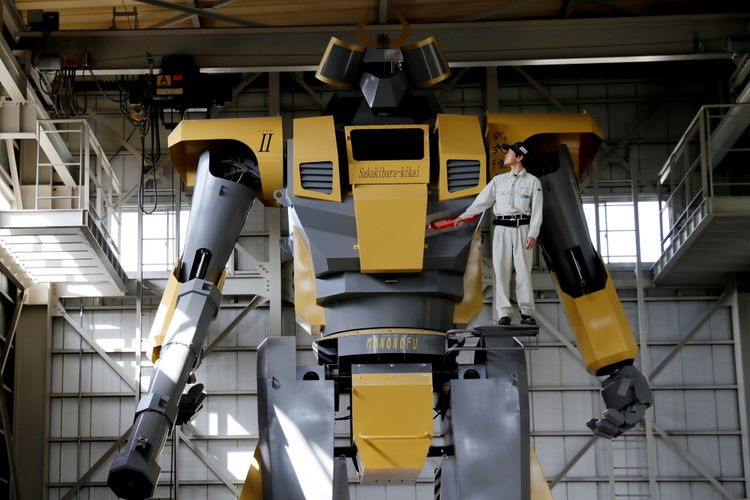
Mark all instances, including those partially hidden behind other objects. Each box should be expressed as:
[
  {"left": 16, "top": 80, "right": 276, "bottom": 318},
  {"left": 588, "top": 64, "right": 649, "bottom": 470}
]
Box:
[{"left": 315, "top": 13, "right": 451, "bottom": 111}]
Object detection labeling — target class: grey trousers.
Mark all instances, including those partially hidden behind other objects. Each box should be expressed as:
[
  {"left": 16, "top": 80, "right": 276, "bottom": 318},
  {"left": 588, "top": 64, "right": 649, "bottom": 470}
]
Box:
[{"left": 492, "top": 224, "right": 535, "bottom": 318}]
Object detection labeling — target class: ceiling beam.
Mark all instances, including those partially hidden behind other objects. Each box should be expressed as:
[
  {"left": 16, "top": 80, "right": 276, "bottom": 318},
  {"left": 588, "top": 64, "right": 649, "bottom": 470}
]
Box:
[
  {"left": 460, "top": 0, "right": 534, "bottom": 22},
  {"left": 132, "top": 0, "right": 263, "bottom": 27},
  {"left": 561, "top": 0, "right": 577, "bottom": 18},
  {"left": 20, "top": 13, "right": 742, "bottom": 73},
  {"left": 580, "top": 0, "right": 647, "bottom": 16},
  {"left": 147, "top": 0, "right": 237, "bottom": 29},
  {"left": 187, "top": 0, "right": 201, "bottom": 28},
  {"left": 1, "top": 0, "right": 26, "bottom": 41}
]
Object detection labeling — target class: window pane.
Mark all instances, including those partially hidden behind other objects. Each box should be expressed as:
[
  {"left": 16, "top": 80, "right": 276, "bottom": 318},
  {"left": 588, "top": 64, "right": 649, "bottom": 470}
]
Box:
[
  {"left": 583, "top": 203, "right": 598, "bottom": 250},
  {"left": 604, "top": 230, "right": 636, "bottom": 260},
  {"left": 119, "top": 210, "right": 188, "bottom": 275},
  {"left": 604, "top": 203, "right": 635, "bottom": 231},
  {"left": 638, "top": 201, "right": 662, "bottom": 262}
]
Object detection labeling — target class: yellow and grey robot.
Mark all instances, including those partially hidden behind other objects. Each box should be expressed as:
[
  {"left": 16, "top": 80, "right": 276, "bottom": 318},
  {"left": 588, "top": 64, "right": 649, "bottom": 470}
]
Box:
[{"left": 108, "top": 20, "right": 652, "bottom": 500}]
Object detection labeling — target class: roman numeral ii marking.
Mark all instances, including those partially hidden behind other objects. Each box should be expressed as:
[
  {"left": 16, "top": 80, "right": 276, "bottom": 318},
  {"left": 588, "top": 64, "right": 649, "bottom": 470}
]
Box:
[{"left": 259, "top": 133, "right": 273, "bottom": 152}]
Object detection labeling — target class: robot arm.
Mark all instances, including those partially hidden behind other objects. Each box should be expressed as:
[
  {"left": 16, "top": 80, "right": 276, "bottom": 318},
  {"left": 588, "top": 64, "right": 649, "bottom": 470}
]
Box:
[
  {"left": 108, "top": 118, "right": 283, "bottom": 499},
  {"left": 536, "top": 145, "right": 653, "bottom": 439},
  {"left": 485, "top": 113, "right": 653, "bottom": 439}
]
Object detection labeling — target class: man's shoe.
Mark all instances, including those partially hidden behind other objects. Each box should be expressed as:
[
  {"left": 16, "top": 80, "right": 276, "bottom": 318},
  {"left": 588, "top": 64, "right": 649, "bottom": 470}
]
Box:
[
  {"left": 497, "top": 316, "right": 511, "bottom": 326},
  {"left": 520, "top": 315, "right": 536, "bottom": 326}
]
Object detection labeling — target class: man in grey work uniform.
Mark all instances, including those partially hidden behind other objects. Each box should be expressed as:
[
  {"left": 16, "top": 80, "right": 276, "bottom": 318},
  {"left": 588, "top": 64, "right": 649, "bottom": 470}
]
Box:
[{"left": 457, "top": 142, "right": 543, "bottom": 325}]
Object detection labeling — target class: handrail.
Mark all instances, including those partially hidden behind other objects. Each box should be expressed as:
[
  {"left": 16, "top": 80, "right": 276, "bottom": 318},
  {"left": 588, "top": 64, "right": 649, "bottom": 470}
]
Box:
[
  {"left": 34, "top": 118, "right": 123, "bottom": 259},
  {"left": 657, "top": 104, "right": 750, "bottom": 254}
]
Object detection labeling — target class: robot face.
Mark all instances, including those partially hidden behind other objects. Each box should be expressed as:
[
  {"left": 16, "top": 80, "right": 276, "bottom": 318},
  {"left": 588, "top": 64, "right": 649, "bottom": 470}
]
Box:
[
  {"left": 358, "top": 48, "right": 409, "bottom": 110},
  {"left": 362, "top": 47, "right": 404, "bottom": 78},
  {"left": 314, "top": 17, "right": 451, "bottom": 109}
]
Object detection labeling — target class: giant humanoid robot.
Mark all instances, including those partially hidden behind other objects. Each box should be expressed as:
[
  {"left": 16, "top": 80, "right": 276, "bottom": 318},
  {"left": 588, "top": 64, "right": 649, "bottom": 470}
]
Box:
[{"left": 108, "top": 20, "right": 652, "bottom": 500}]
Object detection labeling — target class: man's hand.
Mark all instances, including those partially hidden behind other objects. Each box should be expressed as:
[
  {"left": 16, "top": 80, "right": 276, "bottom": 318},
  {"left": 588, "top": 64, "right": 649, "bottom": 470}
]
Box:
[
  {"left": 524, "top": 236, "right": 537, "bottom": 249},
  {"left": 587, "top": 364, "right": 653, "bottom": 439}
]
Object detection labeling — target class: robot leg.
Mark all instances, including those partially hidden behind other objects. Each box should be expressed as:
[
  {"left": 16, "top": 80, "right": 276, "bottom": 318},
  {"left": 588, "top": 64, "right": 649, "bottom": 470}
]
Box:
[
  {"left": 256, "top": 336, "right": 341, "bottom": 499},
  {"left": 438, "top": 335, "right": 530, "bottom": 500}
]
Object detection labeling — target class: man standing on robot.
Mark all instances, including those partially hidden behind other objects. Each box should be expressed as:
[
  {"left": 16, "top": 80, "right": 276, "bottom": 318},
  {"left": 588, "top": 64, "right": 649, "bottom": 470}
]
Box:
[{"left": 457, "top": 142, "right": 543, "bottom": 326}]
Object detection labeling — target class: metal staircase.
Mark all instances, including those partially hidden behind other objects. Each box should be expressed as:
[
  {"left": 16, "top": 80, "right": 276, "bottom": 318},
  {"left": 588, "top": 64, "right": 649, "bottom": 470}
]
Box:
[{"left": 0, "top": 119, "right": 127, "bottom": 297}]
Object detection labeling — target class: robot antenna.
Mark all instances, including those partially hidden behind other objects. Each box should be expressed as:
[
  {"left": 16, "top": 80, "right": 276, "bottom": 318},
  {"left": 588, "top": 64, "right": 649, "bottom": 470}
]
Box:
[{"left": 356, "top": 10, "right": 411, "bottom": 48}]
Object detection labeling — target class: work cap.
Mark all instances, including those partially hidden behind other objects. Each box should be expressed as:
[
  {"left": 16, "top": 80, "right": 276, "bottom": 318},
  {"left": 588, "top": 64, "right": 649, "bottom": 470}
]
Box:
[{"left": 501, "top": 142, "right": 529, "bottom": 156}]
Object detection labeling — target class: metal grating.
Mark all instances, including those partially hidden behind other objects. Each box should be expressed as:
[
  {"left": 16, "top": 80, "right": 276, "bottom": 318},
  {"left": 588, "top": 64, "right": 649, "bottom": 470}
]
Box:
[
  {"left": 299, "top": 161, "right": 334, "bottom": 194},
  {"left": 0, "top": 210, "right": 127, "bottom": 297},
  {"left": 446, "top": 159, "right": 480, "bottom": 192}
]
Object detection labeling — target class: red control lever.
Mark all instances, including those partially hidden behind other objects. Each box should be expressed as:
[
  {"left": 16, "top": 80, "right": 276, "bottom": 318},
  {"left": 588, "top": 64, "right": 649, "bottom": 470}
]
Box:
[{"left": 428, "top": 214, "right": 479, "bottom": 230}]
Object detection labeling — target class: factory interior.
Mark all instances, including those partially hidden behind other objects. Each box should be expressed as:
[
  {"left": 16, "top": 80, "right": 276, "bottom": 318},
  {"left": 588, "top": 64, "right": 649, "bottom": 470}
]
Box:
[{"left": 0, "top": 1, "right": 749, "bottom": 499}]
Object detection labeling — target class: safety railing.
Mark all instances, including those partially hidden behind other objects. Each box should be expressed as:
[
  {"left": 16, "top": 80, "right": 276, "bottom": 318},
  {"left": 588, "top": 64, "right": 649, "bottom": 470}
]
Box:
[
  {"left": 35, "top": 119, "right": 124, "bottom": 257},
  {"left": 657, "top": 103, "right": 750, "bottom": 254}
]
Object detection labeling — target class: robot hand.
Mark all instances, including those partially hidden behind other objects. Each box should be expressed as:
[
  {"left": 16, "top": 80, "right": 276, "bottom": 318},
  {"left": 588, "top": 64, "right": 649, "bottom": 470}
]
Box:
[
  {"left": 175, "top": 383, "right": 207, "bottom": 426},
  {"left": 586, "top": 364, "right": 653, "bottom": 439}
]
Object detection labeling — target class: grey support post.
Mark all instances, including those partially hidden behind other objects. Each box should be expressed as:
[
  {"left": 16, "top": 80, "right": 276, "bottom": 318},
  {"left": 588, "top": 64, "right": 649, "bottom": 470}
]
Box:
[
  {"left": 257, "top": 336, "right": 341, "bottom": 499},
  {"left": 440, "top": 334, "right": 530, "bottom": 500}
]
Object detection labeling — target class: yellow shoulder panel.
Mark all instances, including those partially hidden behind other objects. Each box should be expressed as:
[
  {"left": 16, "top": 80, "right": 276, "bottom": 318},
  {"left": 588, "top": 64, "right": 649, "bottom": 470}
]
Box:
[
  {"left": 485, "top": 113, "right": 603, "bottom": 179},
  {"left": 293, "top": 116, "right": 342, "bottom": 202},
  {"left": 168, "top": 117, "right": 284, "bottom": 206},
  {"left": 435, "top": 114, "right": 487, "bottom": 201}
]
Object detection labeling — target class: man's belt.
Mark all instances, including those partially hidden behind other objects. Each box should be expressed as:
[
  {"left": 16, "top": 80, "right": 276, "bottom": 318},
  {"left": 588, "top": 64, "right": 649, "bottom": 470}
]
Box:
[{"left": 493, "top": 214, "right": 530, "bottom": 227}]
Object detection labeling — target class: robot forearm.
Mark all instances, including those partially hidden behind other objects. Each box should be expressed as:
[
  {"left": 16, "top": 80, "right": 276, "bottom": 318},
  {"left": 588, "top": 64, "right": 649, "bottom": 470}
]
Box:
[
  {"left": 537, "top": 147, "right": 638, "bottom": 374},
  {"left": 109, "top": 150, "right": 262, "bottom": 499},
  {"left": 108, "top": 279, "right": 221, "bottom": 499},
  {"left": 536, "top": 146, "right": 652, "bottom": 438}
]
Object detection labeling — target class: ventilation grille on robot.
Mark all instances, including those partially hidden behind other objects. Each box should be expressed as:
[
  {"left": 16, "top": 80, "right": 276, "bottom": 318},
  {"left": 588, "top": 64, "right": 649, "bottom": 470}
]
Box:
[
  {"left": 299, "top": 161, "right": 334, "bottom": 194},
  {"left": 447, "top": 159, "right": 481, "bottom": 192}
]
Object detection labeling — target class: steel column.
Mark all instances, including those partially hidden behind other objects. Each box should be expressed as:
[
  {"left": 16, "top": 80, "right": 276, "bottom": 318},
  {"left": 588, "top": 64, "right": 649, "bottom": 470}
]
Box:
[
  {"left": 485, "top": 67, "right": 498, "bottom": 112},
  {"left": 267, "top": 71, "right": 282, "bottom": 335},
  {"left": 14, "top": 303, "right": 50, "bottom": 500},
  {"left": 0, "top": 291, "right": 21, "bottom": 499},
  {"left": 732, "top": 289, "right": 750, "bottom": 497},
  {"left": 631, "top": 162, "right": 659, "bottom": 499},
  {"left": 378, "top": 0, "right": 388, "bottom": 23}
]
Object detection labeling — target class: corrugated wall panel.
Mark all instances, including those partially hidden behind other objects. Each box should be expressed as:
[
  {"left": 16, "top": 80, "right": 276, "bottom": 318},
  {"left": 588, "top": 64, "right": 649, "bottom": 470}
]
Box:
[{"left": 45, "top": 295, "right": 747, "bottom": 499}]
